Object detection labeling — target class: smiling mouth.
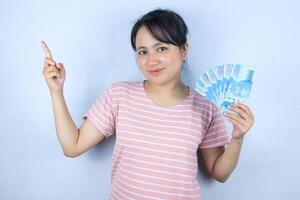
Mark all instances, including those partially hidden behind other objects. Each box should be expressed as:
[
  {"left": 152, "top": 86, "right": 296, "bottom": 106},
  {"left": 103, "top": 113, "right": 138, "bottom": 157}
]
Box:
[
  {"left": 149, "top": 68, "right": 164, "bottom": 76},
  {"left": 149, "top": 68, "right": 164, "bottom": 72}
]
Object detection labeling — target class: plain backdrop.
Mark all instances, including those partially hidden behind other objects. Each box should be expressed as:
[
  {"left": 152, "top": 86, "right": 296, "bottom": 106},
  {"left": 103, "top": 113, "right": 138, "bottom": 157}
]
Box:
[{"left": 0, "top": 0, "right": 299, "bottom": 199}]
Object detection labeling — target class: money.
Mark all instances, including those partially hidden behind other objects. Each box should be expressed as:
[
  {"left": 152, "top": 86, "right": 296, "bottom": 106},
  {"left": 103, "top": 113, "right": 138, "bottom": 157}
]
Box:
[{"left": 195, "top": 64, "right": 254, "bottom": 114}]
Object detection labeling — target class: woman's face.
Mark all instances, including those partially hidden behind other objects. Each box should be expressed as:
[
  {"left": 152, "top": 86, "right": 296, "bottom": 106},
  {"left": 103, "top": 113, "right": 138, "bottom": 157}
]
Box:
[{"left": 135, "top": 26, "right": 188, "bottom": 86}]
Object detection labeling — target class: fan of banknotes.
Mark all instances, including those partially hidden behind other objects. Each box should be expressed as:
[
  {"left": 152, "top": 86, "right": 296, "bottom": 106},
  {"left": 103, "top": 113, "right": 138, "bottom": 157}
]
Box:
[{"left": 195, "top": 64, "right": 254, "bottom": 114}]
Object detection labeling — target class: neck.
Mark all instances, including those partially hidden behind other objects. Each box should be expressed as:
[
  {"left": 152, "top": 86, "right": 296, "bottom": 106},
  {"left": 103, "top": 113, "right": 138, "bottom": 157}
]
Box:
[{"left": 144, "top": 78, "right": 187, "bottom": 97}]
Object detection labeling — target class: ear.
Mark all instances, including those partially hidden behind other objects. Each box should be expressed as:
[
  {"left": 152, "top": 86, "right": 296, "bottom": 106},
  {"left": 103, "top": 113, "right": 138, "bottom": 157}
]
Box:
[{"left": 181, "top": 42, "right": 189, "bottom": 60}]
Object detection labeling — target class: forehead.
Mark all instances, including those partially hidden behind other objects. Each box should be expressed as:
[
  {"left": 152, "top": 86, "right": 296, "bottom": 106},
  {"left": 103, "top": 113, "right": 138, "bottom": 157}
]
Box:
[{"left": 135, "top": 26, "right": 163, "bottom": 48}]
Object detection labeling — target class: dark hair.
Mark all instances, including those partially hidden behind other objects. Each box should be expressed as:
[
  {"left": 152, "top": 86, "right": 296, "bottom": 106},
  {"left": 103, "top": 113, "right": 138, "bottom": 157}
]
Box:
[{"left": 130, "top": 9, "right": 188, "bottom": 51}]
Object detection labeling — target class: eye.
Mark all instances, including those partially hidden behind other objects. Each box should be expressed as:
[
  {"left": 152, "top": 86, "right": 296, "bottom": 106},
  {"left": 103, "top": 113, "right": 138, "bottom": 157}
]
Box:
[
  {"left": 138, "top": 50, "right": 147, "bottom": 56},
  {"left": 158, "top": 47, "right": 168, "bottom": 52}
]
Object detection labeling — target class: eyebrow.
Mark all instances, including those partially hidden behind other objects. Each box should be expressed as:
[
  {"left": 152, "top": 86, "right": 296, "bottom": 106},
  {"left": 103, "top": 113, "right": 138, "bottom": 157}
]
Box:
[{"left": 136, "top": 42, "right": 164, "bottom": 51}]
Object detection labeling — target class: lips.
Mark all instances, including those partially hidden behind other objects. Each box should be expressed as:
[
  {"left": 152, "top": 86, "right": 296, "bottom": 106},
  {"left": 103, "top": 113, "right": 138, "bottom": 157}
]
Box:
[
  {"left": 149, "top": 68, "right": 165, "bottom": 76},
  {"left": 149, "top": 68, "right": 164, "bottom": 72}
]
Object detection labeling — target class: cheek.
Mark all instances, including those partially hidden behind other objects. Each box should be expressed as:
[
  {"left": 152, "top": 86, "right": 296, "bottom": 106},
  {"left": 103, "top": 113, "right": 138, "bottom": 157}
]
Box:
[
  {"left": 165, "top": 54, "right": 182, "bottom": 68},
  {"left": 136, "top": 57, "right": 147, "bottom": 70},
  {"left": 164, "top": 49, "right": 182, "bottom": 63}
]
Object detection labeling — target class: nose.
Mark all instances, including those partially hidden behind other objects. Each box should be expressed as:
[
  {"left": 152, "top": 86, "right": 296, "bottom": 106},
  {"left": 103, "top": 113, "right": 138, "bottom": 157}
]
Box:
[{"left": 147, "top": 52, "right": 159, "bottom": 66}]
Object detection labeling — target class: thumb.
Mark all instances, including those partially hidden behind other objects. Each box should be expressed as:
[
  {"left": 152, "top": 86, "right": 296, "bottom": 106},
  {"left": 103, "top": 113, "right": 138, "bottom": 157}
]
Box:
[{"left": 56, "top": 63, "right": 65, "bottom": 71}]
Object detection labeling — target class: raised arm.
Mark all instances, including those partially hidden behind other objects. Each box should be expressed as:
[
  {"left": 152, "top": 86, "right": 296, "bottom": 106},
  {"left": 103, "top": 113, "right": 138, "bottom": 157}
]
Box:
[{"left": 41, "top": 41, "right": 105, "bottom": 157}]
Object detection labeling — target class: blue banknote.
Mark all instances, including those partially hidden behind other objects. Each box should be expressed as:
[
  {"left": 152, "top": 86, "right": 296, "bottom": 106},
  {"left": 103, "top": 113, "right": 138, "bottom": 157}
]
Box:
[{"left": 195, "top": 64, "right": 254, "bottom": 114}]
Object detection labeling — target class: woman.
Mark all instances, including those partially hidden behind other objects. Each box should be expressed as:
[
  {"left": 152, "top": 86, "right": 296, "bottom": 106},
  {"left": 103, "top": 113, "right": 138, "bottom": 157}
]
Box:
[{"left": 42, "top": 9, "right": 254, "bottom": 200}]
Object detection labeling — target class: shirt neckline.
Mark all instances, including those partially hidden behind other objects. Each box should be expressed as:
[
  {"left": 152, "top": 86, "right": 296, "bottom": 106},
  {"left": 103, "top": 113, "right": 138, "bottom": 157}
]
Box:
[{"left": 141, "top": 80, "right": 192, "bottom": 110}]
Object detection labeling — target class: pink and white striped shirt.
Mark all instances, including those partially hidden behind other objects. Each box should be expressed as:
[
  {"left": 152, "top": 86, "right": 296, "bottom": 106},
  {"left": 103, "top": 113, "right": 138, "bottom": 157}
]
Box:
[{"left": 83, "top": 80, "right": 230, "bottom": 200}]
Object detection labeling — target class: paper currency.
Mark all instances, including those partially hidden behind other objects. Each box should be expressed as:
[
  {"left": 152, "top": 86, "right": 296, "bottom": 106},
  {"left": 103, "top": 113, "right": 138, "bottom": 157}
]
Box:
[{"left": 195, "top": 64, "right": 254, "bottom": 114}]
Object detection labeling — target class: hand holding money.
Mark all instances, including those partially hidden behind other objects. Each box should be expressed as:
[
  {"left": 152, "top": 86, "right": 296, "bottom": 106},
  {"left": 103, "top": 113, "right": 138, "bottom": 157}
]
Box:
[
  {"left": 195, "top": 64, "right": 254, "bottom": 114},
  {"left": 195, "top": 64, "right": 255, "bottom": 137},
  {"left": 225, "top": 102, "right": 254, "bottom": 139},
  {"left": 41, "top": 41, "right": 66, "bottom": 93}
]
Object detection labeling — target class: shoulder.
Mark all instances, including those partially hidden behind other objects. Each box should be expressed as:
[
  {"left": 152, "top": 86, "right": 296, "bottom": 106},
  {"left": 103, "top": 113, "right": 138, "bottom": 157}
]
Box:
[
  {"left": 110, "top": 80, "right": 140, "bottom": 89},
  {"left": 106, "top": 80, "right": 143, "bottom": 99},
  {"left": 109, "top": 80, "right": 142, "bottom": 91}
]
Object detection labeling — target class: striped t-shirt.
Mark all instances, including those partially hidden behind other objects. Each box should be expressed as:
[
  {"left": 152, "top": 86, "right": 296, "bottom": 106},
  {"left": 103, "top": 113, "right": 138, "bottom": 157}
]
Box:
[{"left": 83, "top": 80, "right": 230, "bottom": 200}]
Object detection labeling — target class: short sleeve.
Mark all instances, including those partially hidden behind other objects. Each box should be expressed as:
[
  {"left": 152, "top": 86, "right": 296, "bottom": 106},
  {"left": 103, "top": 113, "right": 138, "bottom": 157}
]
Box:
[
  {"left": 82, "top": 85, "right": 116, "bottom": 138},
  {"left": 199, "top": 104, "right": 230, "bottom": 149}
]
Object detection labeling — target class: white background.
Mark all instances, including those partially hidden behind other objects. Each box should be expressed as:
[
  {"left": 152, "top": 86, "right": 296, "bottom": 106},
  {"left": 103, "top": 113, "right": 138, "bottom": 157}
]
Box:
[{"left": 0, "top": 0, "right": 299, "bottom": 199}]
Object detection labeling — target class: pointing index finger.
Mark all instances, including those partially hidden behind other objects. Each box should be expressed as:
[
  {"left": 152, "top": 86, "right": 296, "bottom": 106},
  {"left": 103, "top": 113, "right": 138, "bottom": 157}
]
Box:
[{"left": 41, "top": 41, "right": 53, "bottom": 59}]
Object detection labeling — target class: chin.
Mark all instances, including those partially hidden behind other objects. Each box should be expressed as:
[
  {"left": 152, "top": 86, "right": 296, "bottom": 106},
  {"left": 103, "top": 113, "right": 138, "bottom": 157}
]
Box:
[
  {"left": 143, "top": 69, "right": 179, "bottom": 86},
  {"left": 146, "top": 77, "right": 171, "bottom": 86}
]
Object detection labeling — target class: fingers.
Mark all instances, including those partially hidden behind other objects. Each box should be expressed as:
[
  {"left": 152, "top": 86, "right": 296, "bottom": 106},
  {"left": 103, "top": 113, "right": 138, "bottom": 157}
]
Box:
[
  {"left": 56, "top": 63, "right": 65, "bottom": 71},
  {"left": 44, "top": 57, "right": 56, "bottom": 69},
  {"left": 226, "top": 114, "right": 249, "bottom": 134},
  {"left": 226, "top": 112, "right": 247, "bottom": 127},
  {"left": 46, "top": 71, "right": 61, "bottom": 80},
  {"left": 228, "top": 104, "right": 249, "bottom": 121},
  {"left": 228, "top": 102, "right": 254, "bottom": 120},
  {"left": 43, "top": 65, "right": 57, "bottom": 74},
  {"left": 225, "top": 102, "right": 255, "bottom": 129},
  {"left": 42, "top": 41, "right": 57, "bottom": 71},
  {"left": 43, "top": 63, "right": 64, "bottom": 73},
  {"left": 237, "top": 102, "right": 254, "bottom": 120},
  {"left": 43, "top": 66, "right": 62, "bottom": 79},
  {"left": 41, "top": 41, "right": 65, "bottom": 71},
  {"left": 41, "top": 41, "right": 53, "bottom": 59}
]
